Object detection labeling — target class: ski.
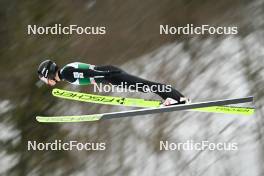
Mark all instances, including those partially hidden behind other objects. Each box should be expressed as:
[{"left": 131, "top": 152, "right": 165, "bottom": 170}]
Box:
[
  {"left": 36, "top": 96, "right": 254, "bottom": 123},
  {"left": 52, "top": 89, "right": 254, "bottom": 115},
  {"left": 52, "top": 88, "right": 160, "bottom": 107}
]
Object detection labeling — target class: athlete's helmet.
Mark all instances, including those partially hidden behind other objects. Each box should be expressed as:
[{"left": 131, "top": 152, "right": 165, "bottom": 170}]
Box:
[{"left": 37, "top": 60, "right": 58, "bottom": 79}]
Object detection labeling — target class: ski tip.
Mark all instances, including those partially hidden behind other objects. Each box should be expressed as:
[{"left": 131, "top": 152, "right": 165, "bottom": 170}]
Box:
[
  {"left": 36, "top": 116, "right": 45, "bottom": 122},
  {"left": 36, "top": 116, "right": 55, "bottom": 123}
]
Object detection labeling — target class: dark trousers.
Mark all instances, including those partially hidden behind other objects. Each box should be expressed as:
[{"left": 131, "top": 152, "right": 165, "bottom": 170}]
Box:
[{"left": 94, "top": 65, "right": 184, "bottom": 101}]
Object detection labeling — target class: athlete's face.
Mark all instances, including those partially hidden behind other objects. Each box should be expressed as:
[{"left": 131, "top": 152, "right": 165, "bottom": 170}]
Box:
[
  {"left": 40, "top": 77, "right": 57, "bottom": 86},
  {"left": 47, "top": 79, "right": 57, "bottom": 86}
]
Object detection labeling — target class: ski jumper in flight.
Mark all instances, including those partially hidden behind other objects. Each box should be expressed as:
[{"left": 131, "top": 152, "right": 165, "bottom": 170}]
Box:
[{"left": 37, "top": 60, "right": 190, "bottom": 105}]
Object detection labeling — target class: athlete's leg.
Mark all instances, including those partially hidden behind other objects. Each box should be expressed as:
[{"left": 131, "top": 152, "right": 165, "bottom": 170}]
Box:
[{"left": 94, "top": 65, "right": 185, "bottom": 102}]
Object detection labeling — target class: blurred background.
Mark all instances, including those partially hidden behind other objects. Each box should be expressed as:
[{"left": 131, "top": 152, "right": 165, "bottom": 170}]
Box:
[{"left": 0, "top": 0, "right": 264, "bottom": 175}]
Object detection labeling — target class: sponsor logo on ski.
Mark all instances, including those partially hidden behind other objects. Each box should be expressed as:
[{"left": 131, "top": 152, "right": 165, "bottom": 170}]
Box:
[
  {"left": 53, "top": 89, "right": 120, "bottom": 104},
  {"left": 53, "top": 89, "right": 155, "bottom": 106}
]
